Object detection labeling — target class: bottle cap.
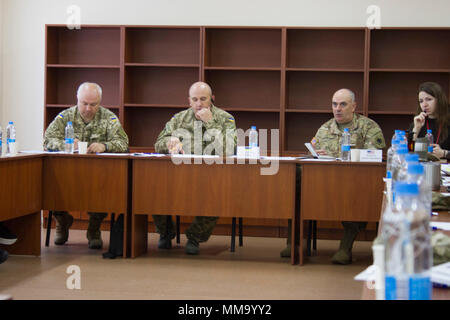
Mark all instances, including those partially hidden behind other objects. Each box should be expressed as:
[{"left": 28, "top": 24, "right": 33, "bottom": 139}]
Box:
[
  {"left": 428, "top": 146, "right": 434, "bottom": 153},
  {"left": 68, "top": 121, "right": 72, "bottom": 125},
  {"left": 405, "top": 153, "right": 419, "bottom": 163},
  {"left": 8, "top": 121, "right": 13, "bottom": 124},
  {"left": 251, "top": 126, "right": 256, "bottom": 130},
  {"left": 386, "top": 171, "right": 392, "bottom": 179},
  {"left": 344, "top": 128, "right": 349, "bottom": 132},
  {"left": 395, "top": 182, "right": 419, "bottom": 195},
  {"left": 427, "top": 129, "right": 432, "bottom": 134},
  {"left": 407, "top": 163, "right": 424, "bottom": 175},
  {"left": 395, "top": 130, "right": 402, "bottom": 134}
]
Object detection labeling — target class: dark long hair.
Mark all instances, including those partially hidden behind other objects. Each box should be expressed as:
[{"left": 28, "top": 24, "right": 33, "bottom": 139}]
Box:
[{"left": 416, "top": 82, "right": 450, "bottom": 143}]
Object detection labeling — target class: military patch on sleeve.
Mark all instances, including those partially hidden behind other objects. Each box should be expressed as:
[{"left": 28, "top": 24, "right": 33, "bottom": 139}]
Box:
[
  {"left": 228, "top": 117, "right": 235, "bottom": 123},
  {"left": 57, "top": 113, "right": 64, "bottom": 119},
  {"left": 110, "top": 116, "right": 118, "bottom": 123}
]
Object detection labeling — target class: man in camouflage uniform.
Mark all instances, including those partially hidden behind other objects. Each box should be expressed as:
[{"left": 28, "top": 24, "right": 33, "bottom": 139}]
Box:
[
  {"left": 154, "top": 81, "right": 237, "bottom": 255},
  {"left": 44, "top": 82, "right": 129, "bottom": 249},
  {"left": 315, "top": 88, "right": 385, "bottom": 264},
  {"left": 280, "top": 89, "right": 386, "bottom": 264}
]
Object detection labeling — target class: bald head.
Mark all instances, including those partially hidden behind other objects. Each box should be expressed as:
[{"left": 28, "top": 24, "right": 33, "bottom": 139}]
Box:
[
  {"left": 188, "top": 81, "right": 214, "bottom": 119},
  {"left": 189, "top": 82, "right": 212, "bottom": 97},
  {"left": 333, "top": 89, "right": 355, "bottom": 103},
  {"left": 77, "top": 82, "right": 102, "bottom": 100},
  {"left": 332, "top": 88, "right": 356, "bottom": 124},
  {"left": 77, "top": 82, "right": 102, "bottom": 122}
]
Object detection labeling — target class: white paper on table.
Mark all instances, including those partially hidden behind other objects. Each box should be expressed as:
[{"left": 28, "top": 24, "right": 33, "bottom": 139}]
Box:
[
  {"left": 431, "top": 262, "right": 450, "bottom": 286},
  {"left": 132, "top": 153, "right": 166, "bottom": 157},
  {"left": 19, "top": 150, "right": 46, "bottom": 154},
  {"left": 298, "top": 158, "right": 335, "bottom": 162},
  {"left": 260, "top": 156, "right": 298, "bottom": 161},
  {"left": 431, "top": 221, "right": 450, "bottom": 231},
  {"left": 96, "top": 153, "right": 131, "bottom": 156},
  {"left": 441, "top": 164, "right": 450, "bottom": 175},
  {"left": 354, "top": 265, "right": 378, "bottom": 281},
  {"left": 171, "top": 154, "right": 219, "bottom": 159}
]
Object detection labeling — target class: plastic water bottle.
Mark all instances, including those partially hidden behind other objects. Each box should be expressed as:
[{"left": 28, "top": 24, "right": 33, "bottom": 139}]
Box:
[
  {"left": 406, "top": 163, "right": 432, "bottom": 215},
  {"left": 6, "top": 121, "right": 16, "bottom": 155},
  {"left": 392, "top": 130, "right": 402, "bottom": 143},
  {"left": 249, "top": 126, "right": 258, "bottom": 148},
  {"left": 382, "top": 182, "right": 432, "bottom": 300},
  {"left": 393, "top": 130, "right": 407, "bottom": 146},
  {"left": 341, "top": 128, "right": 351, "bottom": 161},
  {"left": 391, "top": 145, "right": 408, "bottom": 183},
  {"left": 386, "top": 139, "right": 400, "bottom": 177},
  {"left": 64, "top": 121, "right": 75, "bottom": 154},
  {"left": 405, "top": 153, "right": 419, "bottom": 167},
  {"left": 425, "top": 129, "right": 433, "bottom": 146}
]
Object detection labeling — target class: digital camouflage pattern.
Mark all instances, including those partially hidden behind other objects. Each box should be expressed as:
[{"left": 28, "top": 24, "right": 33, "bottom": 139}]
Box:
[
  {"left": 313, "top": 113, "right": 386, "bottom": 158},
  {"left": 153, "top": 105, "right": 237, "bottom": 244},
  {"left": 152, "top": 215, "right": 219, "bottom": 244},
  {"left": 44, "top": 106, "right": 129, "bottom": 152},
  {"left": 154, "top": 105, "right": 237, "bottom": 156}
]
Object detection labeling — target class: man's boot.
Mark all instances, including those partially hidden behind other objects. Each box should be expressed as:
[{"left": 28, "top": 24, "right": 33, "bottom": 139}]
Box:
[
  {"left": 87, "top": 213, "right": 107, "bottom": 249},
  {"left": 185, "top": 239, "right": 200, "bottom": 255},
  {"left": 280, "top": 219, "right": 292, "bottom": 258},
  {"left": 54, "top": 212, "right": 73, "bottom": 245},
  {"left": 331, "top": 222, "right": 363, "bottom": 265}
]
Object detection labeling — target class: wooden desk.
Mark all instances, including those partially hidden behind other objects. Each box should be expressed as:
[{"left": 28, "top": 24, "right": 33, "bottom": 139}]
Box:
[
  {"left": 0, "top": 154, "right": 42, "bottom": 255},
  {"left": 131, "top": 157, "right": 298, "bottom": 263},
  {"left": 299, "top": 161, "right": 386, "bottom": 265},
  {"left": 42, "top": 154, "right": 131, "bottom": 257}
]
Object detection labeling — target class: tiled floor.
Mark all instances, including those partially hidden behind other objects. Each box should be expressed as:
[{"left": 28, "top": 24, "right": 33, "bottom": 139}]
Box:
[{"left": 0, "top": 229, "right": 373, "bottom": 300}]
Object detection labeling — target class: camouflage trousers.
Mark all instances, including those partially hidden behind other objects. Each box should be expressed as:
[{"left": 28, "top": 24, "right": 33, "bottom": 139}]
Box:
[
  {"left": 53, "top": 211, "right": 107, "bottom": 221},
  {"left": 152, "top": 215, "right": 219, "bottom": 243}
]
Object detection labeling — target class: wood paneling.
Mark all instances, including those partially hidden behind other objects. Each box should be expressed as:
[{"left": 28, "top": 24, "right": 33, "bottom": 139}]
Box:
[
  {"left": 0, "top": 156, "right": 42, "bottom": 221},
  {"left": 42, "top": 156, "right": 128, "bottom": 213},
  {"left": 0, "top": 155, "right": 42, "bottom": 256}
]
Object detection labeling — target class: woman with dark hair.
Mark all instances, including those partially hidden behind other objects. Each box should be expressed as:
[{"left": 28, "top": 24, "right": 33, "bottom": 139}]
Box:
[{"left": 409, "top": 81, "right": 450, "bottom": 159}]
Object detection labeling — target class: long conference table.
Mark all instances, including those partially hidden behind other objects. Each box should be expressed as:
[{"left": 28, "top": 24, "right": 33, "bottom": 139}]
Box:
[{"left": 0, "top": 153, "right": 386, "bottom": 265}]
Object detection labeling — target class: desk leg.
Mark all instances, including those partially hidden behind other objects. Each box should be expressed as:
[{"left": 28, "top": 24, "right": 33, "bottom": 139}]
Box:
[
  {"left": 0, "top": 212, "right": 41, "bottom": 256},
  {"left": 297, "top": 217, "right": 304, "bottom": 265},
  {"left": 131, "top": 214, "right": 148, "bottom": 258},
  {"left": 291, "top": 213, "right": 300, "bottom": 265}
]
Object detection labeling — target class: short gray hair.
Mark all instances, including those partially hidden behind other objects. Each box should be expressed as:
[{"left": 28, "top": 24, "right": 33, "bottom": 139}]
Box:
[
  {"left": 77, "top": 82, "right": 102, "bottom": 100},
  {"left": 340, "top": 88, "right": 355, "bottom": 103}
]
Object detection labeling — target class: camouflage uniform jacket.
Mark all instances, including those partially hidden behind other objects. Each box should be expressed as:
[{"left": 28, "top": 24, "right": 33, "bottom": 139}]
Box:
[
  {"left": 155, "top": 105, "right": 237, "bottom": 156},
  {"left": 314, "top": 113, "right": 386, "bottom": 158},
  {"left": 44, "top": 106, "right": 129, "bottom": 152}
]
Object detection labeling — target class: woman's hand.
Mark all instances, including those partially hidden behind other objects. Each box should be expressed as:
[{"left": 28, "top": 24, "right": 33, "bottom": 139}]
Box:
[
  {"left": 413, "top": 112, "right": 427, "bottom": 133},
  {"left": 431, "top": 144, "right": 446, "bottom": 158}
]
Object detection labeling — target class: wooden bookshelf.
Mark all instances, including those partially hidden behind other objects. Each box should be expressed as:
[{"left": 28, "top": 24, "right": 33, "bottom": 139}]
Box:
[
  {"left": 44, "top": 25, "right": 450, "bottom": 239},
  {"left": 368, "top": 28, "right": 450, "bottom": 147}
]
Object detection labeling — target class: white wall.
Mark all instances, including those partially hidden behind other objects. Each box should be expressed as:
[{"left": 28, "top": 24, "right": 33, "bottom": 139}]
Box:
[
  {"left": 1, "top": 0, "right": 450, "bottom": 150},
  {"left": 0, "top": 0, "right": 3, "bottom": 138}
]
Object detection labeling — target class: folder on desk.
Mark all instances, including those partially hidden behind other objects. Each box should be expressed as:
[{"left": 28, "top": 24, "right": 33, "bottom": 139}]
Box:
[{"left": 304, "top": 143, "right": 335, "bottom": 160}]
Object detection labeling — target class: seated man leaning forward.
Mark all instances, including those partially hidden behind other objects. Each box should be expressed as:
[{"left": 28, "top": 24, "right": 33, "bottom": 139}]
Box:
[
  {"left": 153, "top": 81, "right": 237, "bottom": 255},
  {"left": 43, "top": 82, "right": 129, "bottom": 249},
  {"left": 313, "top": 88, "right": 386, "bottom": 264}
]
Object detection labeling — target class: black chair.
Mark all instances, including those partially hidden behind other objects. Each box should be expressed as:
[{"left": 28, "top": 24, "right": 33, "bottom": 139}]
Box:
[{"left": 306, "top": 220, "right": 317, "bottom": 256}]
